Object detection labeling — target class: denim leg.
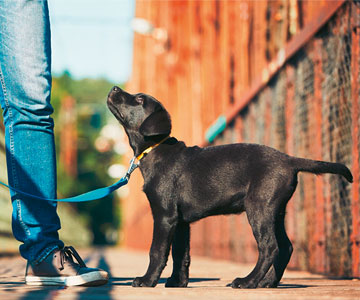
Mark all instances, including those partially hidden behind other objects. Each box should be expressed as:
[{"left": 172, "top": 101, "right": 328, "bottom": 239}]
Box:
[{"left": 0, "top": 0, "right": 64, "bottom": 263}]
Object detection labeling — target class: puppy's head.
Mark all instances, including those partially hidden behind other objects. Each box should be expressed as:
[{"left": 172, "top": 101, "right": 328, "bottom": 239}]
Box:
[{"left": 107, "top": 86, "right": 171, "bottom": 139}]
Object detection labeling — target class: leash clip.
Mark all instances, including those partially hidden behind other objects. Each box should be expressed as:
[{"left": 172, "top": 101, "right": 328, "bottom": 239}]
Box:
[{"left": 125, "top": 156, "right": 139, "bottom": 180}]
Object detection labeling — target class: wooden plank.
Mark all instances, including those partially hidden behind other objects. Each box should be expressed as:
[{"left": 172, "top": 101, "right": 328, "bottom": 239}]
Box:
[
  {"left": 188, "top": 0, "right": 203, "bottom": 145},
  {"left": 350, "top": 0, "right": 360, "bottom": 278},
  {"left": 313, "top": 38, "right": 326, "bottom": 274},
  {"left": 250, "top": 0, "right": 268, "bottom": 84},
  {"left": 233, "top": 0, "right": 251, "bottom": 99},
  {"left": 285, "top": 63, "right": 297, "bottom": 269}
]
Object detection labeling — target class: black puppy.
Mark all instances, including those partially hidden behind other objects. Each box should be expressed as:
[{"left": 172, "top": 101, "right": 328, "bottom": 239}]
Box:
[{"left": 107, "top": 86, "right": 353, "bottom": 289}]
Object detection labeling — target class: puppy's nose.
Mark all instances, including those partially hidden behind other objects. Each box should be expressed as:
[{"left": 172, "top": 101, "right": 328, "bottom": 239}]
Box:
[
  {"left": 108, "top": 86, "right": 122, "bottom": 98},
  {"left": 108, "top": 86, "right": 120, "bottom": 101}
]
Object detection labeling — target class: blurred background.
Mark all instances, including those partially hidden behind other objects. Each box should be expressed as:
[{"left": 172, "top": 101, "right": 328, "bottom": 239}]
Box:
[
  {"left": 0, "top": 0, "right": 359, "bottom": 279},
  {"left": 0, "top": 0, "right": 136, "bottom": 250}
]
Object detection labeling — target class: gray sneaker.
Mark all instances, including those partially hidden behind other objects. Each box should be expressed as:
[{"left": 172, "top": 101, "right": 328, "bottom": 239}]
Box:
[{"left": 25, "top": 246, "right": 109, "bottom": 286}]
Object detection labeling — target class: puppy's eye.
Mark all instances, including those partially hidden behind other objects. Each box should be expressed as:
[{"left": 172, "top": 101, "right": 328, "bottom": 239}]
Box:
[{"left": 135, "top": 96, "right": 144, "bottom": 105}]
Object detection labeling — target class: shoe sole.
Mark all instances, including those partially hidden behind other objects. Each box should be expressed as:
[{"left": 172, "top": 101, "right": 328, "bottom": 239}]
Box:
[{"left": 25, "top": 270, "right": 109, "bottom": 287}]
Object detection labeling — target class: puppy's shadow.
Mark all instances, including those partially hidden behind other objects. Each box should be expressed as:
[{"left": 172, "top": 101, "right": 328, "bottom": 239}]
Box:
[
  {"left": 225, "top": 282, "right": 314, "bottom": 289},
  {"left": 109, "top": 277, "right": 220, "bottom": 286},
  {"left": 277, "top": 283, "right": 314, "bottom": 289}
]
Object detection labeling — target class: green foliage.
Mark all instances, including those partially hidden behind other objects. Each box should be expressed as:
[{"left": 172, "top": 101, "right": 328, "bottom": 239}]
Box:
[{"left": 52, "top": 71, "right": 123, "bottom": 245}]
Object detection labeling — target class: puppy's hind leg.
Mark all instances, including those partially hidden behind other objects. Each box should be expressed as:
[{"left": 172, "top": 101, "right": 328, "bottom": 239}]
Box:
[
  {"left": 258, "top": 177, "right": 297, "bottom": 288},
  {"left": 257, "top": 214, "right": 293, "bottom": 288},
  {"left": 231, "top": 195, "right": 280, "bottom": 288},
  {"left": 166, "top": 222, "right": 190, "bottom": 288}
]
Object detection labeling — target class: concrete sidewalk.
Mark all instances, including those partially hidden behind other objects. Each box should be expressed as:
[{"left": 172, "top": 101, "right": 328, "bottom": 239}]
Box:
[{"left": 0, "top": 248, "right": 359, "bottom": 300}]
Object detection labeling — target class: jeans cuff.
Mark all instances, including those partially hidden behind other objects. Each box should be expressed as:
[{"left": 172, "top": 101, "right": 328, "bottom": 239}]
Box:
[{"left": 32, "top": 244, "right": 61, "bottom": 265}]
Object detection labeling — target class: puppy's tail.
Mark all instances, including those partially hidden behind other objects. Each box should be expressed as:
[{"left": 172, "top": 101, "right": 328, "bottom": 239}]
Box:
[{"left": 290, "top": 157, "right": 353, "bottom": 183}]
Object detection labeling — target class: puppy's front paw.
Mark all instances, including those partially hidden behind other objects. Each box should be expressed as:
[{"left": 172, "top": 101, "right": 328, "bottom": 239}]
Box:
[
  {"left": 231, "top": 277, "right": 257, "bottom": 289},
  {"left": 132, "top": 276, "right": 157, "bottom": 287},
  {"left": 165, "top": 275, "right": 188, "bottom": 288}
]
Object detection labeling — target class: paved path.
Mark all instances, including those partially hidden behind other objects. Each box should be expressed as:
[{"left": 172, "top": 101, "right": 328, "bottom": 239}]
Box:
[{"left": 0, "top": 248, "right": 359, "bottom": 300}]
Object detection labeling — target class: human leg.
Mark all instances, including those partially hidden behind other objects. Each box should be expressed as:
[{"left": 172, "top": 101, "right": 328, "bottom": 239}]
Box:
[
  {"left": 0, "top": 1, "right": 109, "bottom": 286},
  {"left": 0, "top": 0, "right": 63, "bottom": 263}
]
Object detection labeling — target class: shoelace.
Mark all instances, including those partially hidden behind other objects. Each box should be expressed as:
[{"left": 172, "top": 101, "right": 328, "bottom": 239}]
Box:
[{"left": 60, "top": 246, "right": 86, "bottom": 270}]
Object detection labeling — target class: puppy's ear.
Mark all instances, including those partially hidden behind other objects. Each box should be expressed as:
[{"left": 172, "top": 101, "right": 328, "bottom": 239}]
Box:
[{"left": 139, "top": 110, "right": 171, "bottom": 137}]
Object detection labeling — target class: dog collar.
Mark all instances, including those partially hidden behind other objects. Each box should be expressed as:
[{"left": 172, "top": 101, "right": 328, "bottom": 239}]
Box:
[
  {"left": 136, "top": 136, "right": 170, "bottom": 161},
  {"left": 125, "top": 136, "right": 170, "bottom": 179}
]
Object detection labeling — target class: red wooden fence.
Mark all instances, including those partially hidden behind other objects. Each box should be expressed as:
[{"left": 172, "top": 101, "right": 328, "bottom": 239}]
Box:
[{"left": 124, "top": 0, "right": 360, "bottom": 277}]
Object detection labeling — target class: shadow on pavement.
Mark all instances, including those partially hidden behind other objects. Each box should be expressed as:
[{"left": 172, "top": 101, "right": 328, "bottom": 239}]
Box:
[
  {"left": 277, "top": 283, "right": 314, "bottom": 289},
  {"left": 78, "top": 249, "right": 113, "bottom": 300},
  {"left": 109, "top": 277, "right": 221, "bottom": 286}
]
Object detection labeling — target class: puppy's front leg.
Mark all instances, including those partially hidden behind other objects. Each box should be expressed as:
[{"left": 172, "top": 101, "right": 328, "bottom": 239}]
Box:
[
  {"left": 132, "top": 216, "right": 177, "bottom": 287},
  {"left": 166, "top": 222, "right": 190, "bottom": 288}
]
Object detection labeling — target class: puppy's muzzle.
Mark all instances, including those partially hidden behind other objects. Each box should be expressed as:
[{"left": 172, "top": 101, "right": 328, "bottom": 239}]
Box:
[{"left": 108, "top": 86, "right": 122, "bottom": 102}]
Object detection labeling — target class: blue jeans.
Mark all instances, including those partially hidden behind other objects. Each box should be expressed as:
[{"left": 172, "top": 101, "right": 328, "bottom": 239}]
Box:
[{"left": 0, "top": 0, "right": 64, "bottom": 263}]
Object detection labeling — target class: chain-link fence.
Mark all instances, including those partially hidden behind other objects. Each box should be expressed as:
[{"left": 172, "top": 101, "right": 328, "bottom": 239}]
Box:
[{"left": 206, "top": 1, "right": 359, "bottom": 276}]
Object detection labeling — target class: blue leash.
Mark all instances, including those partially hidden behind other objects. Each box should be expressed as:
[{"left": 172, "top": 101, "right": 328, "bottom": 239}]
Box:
[{"left": 0, "top": 157, "right": 139, "bottom": 202}]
